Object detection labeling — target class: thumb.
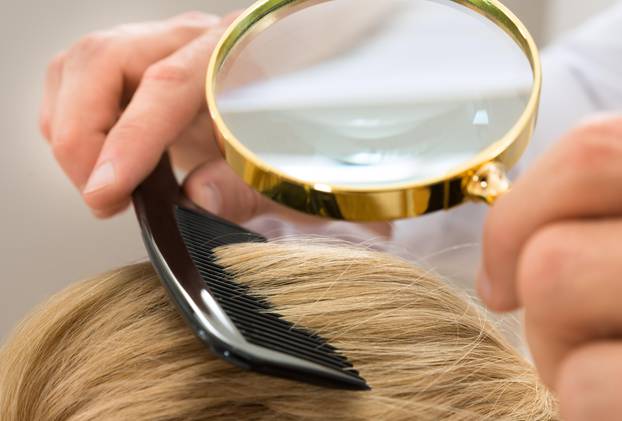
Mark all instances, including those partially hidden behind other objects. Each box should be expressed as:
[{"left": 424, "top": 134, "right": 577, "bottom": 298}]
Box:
[{"left": 183, "top": 159, "right": 266, "bottom": 224}]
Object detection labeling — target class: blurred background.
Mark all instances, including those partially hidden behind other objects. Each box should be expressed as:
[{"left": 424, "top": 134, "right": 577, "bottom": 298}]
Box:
[{"left": 0, "top": 0, "right": 618, "bottom": 339}]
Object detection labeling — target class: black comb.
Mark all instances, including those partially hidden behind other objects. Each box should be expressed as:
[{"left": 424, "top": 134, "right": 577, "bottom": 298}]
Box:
[{"left": 132, "top": 155, "right": 369, "bottom": 390}]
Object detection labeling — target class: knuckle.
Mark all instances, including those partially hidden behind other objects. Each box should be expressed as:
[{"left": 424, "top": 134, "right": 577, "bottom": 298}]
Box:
[
  {"left": 51, "top": 124, "right": 81, "bottom": 160},
  {"left": 47, "top": 51, "right": 66, "bottom": 73},
  {"left": 112, "top": 22, "right": 141, "bottom": 36},
  {"left": 561, "top": 125, "right": 622, "bottom": 171},
  {"left": 143, "top": 61, "right": 192, "bottom": 84},
  {"left": 51, "top": 138, "right": 73, "bottom": 162},
  {"left": 517, "top": 225, "right": 574, "bottom": 311},
  {"left": 173, "top": 10, "right": 219, "bottom": 23},
  {"left": 69, "top": 31, "right": 116, "bottom": 60}
]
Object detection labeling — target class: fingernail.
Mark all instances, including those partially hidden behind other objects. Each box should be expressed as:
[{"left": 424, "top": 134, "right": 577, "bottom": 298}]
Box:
[
  {"left": 84, "top": 161, "right": 115, "bottom": 194},
  {"left": 477, "top": 266, "right": 494, "bottom": 304},
  {"left": 201, "top": 183, "right": 222, "bottom": 214}
]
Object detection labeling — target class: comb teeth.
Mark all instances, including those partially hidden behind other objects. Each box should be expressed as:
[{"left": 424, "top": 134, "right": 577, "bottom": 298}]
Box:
[{"left": 175, "top": 206, "right": 364, "bottom": 379}]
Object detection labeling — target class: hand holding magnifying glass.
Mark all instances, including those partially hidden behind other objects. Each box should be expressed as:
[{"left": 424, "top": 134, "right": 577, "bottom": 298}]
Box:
[
  {"left": 40, "top": 10, "right": 388, "bottom": 236},
  {"left": 40, "top": 12, "right": 238, "bottom": 218}
]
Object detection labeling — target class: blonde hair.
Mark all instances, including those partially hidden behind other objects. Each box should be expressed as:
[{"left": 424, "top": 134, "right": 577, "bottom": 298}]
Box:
[{"left": 0, "top": 240, "right": 557, "bottom": 420}]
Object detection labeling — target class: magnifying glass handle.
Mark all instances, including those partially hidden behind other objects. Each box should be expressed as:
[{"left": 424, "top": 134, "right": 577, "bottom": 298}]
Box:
[{"left": 463, "top": 162, "right": 511, "bottom": 205}]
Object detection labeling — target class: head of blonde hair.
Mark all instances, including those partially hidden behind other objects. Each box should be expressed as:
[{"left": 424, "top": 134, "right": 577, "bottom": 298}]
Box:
[{"left": 0, "top": 240, "right": 557, "bottom": 420}]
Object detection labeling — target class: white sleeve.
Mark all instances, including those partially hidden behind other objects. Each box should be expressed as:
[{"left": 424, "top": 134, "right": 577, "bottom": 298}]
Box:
[
  {"left": 522, "top": 2, "right": 622, "bottom": 165},
  {"left": 551, "top": 3, "right": 622, "bottom": 110}
]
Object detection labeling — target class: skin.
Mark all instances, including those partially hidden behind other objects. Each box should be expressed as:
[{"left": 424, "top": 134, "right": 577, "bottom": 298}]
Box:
[
  {"left": 41, "top": 11, "right": 622, "bottom": 420},
  {"left": 478, "top": 115, "right": 622, "bottom": 421},
  {"left": 42, "top": 11, "right": 242, "bottom": 218},
  {"left": 41, "top": 11, "right": 389, "bottom": 235}
]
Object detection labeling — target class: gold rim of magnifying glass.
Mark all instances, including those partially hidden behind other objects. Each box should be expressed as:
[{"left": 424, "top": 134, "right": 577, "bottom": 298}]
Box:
[{"left": 206, "top": 0, "right": 542, "bottom": 221}]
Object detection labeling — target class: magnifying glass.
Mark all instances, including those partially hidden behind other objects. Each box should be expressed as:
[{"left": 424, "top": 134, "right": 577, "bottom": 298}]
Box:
[{"left": 206, "top": 0, "right": 541, "bottom": 221}]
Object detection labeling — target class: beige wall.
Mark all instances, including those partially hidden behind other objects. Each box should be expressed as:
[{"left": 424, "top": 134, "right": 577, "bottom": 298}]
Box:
[{"left": 0, "top": 0, "right": 617, "bottom": 339}]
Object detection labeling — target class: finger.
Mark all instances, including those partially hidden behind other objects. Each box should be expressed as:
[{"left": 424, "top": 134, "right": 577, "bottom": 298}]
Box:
[
  {"left": 517, "top": 219, "right": 622, "bottom": 386},
  {"left": 557, "top": 341, "right": 622, "bottom": 421},
  {"left": 40, "top": 51, "right": 66, "bottom": 141},
  {"left": 183, "top": 159, "right": 265, "bottom": 223},
  {"left": 183, "top": 160, "right": 393, "bottom": 239},
  {"left": 92, "top": 198, "right": 131, "bottom": 219},
  {"left": 51, "top": 13, "right": 220, "bottom": 191},
  {"left": 82, "top": 24, "right": 228, "bottom": 214},
  {"left": 121, "top": 12, "right": 223, "bottom": 87},
  {"left": 478, "top": 115, "right": 622, "bottom": 311},
  {"left": 169, "top": 108, "right": 220, "bottom": 172}
]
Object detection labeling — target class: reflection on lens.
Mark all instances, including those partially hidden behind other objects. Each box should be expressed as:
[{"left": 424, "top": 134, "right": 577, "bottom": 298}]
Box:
[{"left": 216, "top": 0, "right": 533, "bottom": 187}]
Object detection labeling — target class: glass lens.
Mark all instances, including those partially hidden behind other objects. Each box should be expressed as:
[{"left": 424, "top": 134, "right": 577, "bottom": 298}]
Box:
[{"left": 215, "top": 0, "right": 533, "bottom": 187}]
